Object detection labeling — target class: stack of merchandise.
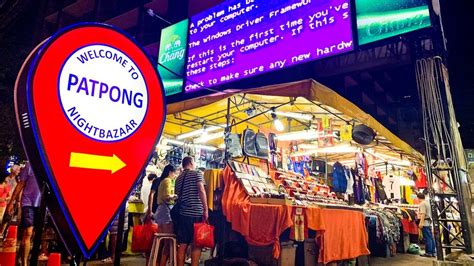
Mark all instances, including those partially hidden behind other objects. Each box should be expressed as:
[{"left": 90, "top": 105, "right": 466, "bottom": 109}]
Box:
[{"left": 228, "top": 161, "right": 291, "bottom": 204}]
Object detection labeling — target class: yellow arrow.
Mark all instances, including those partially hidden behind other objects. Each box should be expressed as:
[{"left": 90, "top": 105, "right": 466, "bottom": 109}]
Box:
[{"left": 69, "top": 152, "right": 126, "bottom": 174}]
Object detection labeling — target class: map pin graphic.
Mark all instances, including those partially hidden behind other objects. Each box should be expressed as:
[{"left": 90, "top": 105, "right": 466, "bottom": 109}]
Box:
[{"left": 24, "top": 23, "right": 166, "bottom": 257}]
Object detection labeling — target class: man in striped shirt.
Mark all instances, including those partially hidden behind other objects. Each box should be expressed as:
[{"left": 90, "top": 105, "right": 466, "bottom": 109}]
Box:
[{"left": 175, "top": 157, "right": 208, "bottom": 266}]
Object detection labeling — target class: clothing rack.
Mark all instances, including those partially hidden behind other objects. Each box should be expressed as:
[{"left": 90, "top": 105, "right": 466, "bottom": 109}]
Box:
[{"left": 392, "top": 203, "right": 418, "bottom": 210}]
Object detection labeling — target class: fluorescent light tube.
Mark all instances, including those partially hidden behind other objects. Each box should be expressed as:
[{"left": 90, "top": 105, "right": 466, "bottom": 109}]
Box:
[
  {"left": 273, "top": 111, "right": 313, "bottom": 121},
  {"left": 177, "top": 124, "right": 226, "bottom": 140},
  {"left": 194, "top": 131, "right": 225, "bottom": 144}
]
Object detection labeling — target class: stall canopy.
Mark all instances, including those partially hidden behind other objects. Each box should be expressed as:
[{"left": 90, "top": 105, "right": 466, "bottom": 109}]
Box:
[{"left": 163, "top": 79, "right": 423, "bottom": 164}]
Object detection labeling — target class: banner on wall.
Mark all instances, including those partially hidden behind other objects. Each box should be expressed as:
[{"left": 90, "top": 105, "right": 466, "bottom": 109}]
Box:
[
  {"left": 158, "top": 19, "right": 189, "bottom": 96},
  {"left": 355, "top": 0, "right": 431, "bottom": 45}
]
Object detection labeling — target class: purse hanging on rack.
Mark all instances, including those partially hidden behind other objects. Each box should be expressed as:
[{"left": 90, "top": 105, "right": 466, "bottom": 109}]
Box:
[
  {"left": 224, "top": 119, "right": 243, "bottom": 158},
  {"left": 254, "top": 131, "right": 269, "bottom": 159},
  {"left": 242, "top": 127, "right": 257, "bottom": 157}
]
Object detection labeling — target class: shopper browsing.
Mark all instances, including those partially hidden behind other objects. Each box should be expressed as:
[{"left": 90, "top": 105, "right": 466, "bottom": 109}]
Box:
[
  {"left": 141, "top": 172, "right": 156, "bottom": 214},
  {"left": 0, "top": 164, "right": 21, "bottom": 236},
  {"left": 154, "top": 164, "right": 178, "bottom": 266},
  {"left": 417, "top": 192, "right": 436, "bottom": 257},
  {"left": 175, "top": 157, "right": 208, "bottom": 266},
  {"left": 6, "top": 162, "right": 42, "bottom": 266},
  {"left": 146, "top": 173, "right": 159, "bottom": 219}
]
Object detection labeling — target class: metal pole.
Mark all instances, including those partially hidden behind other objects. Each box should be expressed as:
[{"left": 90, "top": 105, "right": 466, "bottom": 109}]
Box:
[
  {"left": 30, "top": 182, "right": 48, "bottom": 266},
  {"left": 219, "top": 97, "right": 232, "bottom": 265},
  {"left": 114, "top": 205, "right": 126, "bottom": 266},
  {"left": 325, "top": 154, "right": 328, "bottom": 184}
]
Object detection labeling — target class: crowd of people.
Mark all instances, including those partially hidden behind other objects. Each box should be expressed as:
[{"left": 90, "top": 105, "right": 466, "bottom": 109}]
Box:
[
  {"left": 0, "top": 156, "right": 209, "bottom": 266},
  {"left": 0, "top": 156, "right": 437, "bottom": 265},
  {"left": 1, "top": 161, "right": 44, "bottom": 265},
  {"left": 143, "top": 156, "right": 208, "bottom": 266}
]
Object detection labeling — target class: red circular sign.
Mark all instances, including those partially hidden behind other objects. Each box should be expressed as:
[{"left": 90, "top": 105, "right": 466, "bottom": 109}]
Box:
[{"left": 27, "top": 23, "right": 165, "bottom": 256}]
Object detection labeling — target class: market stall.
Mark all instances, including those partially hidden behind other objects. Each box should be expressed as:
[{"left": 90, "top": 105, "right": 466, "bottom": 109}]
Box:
[{"left": 152, "top": 79, "right": 425, "bottom": 264}]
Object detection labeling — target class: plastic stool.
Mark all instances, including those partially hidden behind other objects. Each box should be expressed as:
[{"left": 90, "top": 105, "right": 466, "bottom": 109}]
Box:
[
  {"left": 148, "top": 233, "right": 177, "bottom": 266},
  {"left": 47, "top": 253, "right": 61, "bottom": 266}
]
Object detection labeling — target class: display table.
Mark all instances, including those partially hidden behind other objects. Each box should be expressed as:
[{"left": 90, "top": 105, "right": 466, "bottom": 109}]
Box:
[{"left": 221, "top": 166, "right": 370, "bottom": 263}]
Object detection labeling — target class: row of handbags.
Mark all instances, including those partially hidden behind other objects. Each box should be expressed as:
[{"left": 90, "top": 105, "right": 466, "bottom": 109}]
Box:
[{"left": 225, "top": 129, "right": 277, "bottom": 159}]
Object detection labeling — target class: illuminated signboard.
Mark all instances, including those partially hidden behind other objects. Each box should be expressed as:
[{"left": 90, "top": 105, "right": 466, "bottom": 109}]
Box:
[
  {"left": 356, "top": 0, "right": 431, "bottom": 45},
  {"left": 158, "top": 19, "right": 189, "bottom": 96},
  {"left": 22, "top": 23, "right": 165, "bottom": 257},
  {"left": 184, "top": 0, "right": 354, "bottom": 92}
]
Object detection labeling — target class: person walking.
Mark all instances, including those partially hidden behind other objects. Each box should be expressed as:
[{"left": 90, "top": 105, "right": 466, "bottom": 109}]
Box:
[
  {"left": 6, "top": 162, "right": 41, "bottom": 266},
  {"left": 417, "top": 192, "right": 436, "bottom": 257},
  {"left": 0, "top": 164, "right": 21, "bottom": 237},
  {"left": 175, "top": 157, "right": 208, "bottom": 266},
  {"left": 145, "top": 173, "right": 159, "bottom": 220}
]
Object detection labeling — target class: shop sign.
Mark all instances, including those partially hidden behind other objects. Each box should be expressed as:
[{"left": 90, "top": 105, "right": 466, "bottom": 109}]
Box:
[
  {"left": 355, "top": 0, "right": 431, "bottom": 45},
  {"left": 466, "top": 149, "right": 474, "bottom": 164},
  {"left": 23, "top": 23, "right": 165, "bottom": 257},
  {"left": 158, "top": 19, "right": 189, "bottom": 96}
]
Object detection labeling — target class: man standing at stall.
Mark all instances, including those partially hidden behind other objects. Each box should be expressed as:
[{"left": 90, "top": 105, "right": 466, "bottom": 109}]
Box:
[
  {"left": 417, "top": 192, "right": 436, "bottom": 257},
  {"left": 175, "top": 157, "right": 208, "bottom": 266},
  {"left": 7, "top": 162, "right": 42, "bottom": 265}
]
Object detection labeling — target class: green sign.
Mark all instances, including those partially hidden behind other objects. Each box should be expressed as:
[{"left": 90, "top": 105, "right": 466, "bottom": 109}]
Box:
[
  {"left": 466, "top": 149, "right": 474, "bottom": 164},
  {"left": 158, "top": 19, "right": 188, "bottom": 96},
  {"left": 356, "top": 0, "right": 431, "bottom": 45}
]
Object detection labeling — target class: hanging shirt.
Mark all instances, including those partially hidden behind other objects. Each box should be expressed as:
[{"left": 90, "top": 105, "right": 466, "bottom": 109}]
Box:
[
  {"left": 344, "top": 167, "right": 354, "bottom": 194},
  {"left": 383, "top": 175, "right": 401, "bottom": 200},
  {"left": 415, "top": 168, "right": 428, "bottom": 189},
  {"left": 203, "top": 169, "right": 221, "bottom": 211},
  {"left": 405, "top": 186, "right": 415, "bottom": 205},
  {"left": 332, "top": 162, "right": 347, "bottom": 193}
]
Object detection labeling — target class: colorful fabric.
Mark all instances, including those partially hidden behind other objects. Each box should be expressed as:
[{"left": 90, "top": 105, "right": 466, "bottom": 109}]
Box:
[
  {"left": 415, "top": 168, "right": 428, "bottom": 189},
  {"left": 203, "top": 169, "right": 222, "bottom": 211},
  {"left": 332, "top": 162, "right": 347, "bottom": 193},
  {"left": 316, "top": 209, "right": 370, "bottom": 263},
  {"left": 221, "top": 166, "right": 292, "bottom": 259},
  {"left": 345, "top": 167, "right": 354, "bottom": 194},
  {"left": 222, "top": 166, "right": 370, "bottom": 262}
]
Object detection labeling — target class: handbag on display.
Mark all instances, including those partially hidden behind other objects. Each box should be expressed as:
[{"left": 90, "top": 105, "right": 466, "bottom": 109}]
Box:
[
  {"left": 242, "top": 128, "right": 257, "bottom": 157},
  {"left": 268, "top": 133, "right": 277, "bottom": 152},
  {"left": 255, "top": 132, "right": 269, "bottom": 159},
  {"left": 194, "top": 222, "right": 215, "bottom": 248},
  {"left": 225, "top": 133, "right": 243, "bottom": 158}
]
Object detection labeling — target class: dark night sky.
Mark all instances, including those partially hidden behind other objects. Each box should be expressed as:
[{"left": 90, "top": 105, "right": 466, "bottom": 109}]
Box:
[{"left": 443, "top": 1, "right": 474, "bottom": 148}]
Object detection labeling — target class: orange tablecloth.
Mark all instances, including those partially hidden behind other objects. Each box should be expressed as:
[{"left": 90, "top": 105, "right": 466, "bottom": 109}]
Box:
[
  {"left": 222, "top": 166, "right": 292, "bottom": 258},
  {"left": 312, "top": 209, "right": 370, "bottom": 263},
  {"left": 221, "top": 166, "right": 370, "bottom": 262}
]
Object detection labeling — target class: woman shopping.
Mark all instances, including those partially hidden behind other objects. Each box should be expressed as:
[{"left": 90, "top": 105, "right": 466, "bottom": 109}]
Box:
[{"left": 154, "top": 164, "right": 178, "bottom": 266}]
